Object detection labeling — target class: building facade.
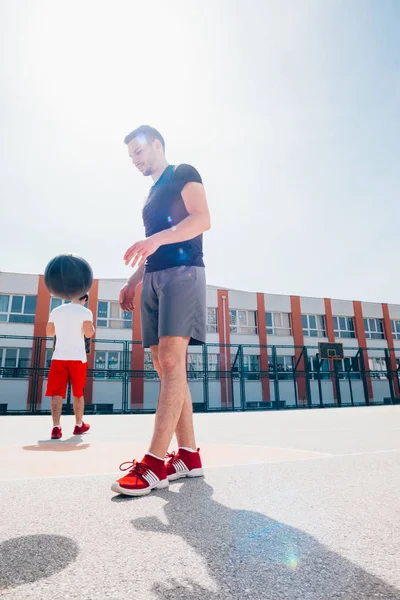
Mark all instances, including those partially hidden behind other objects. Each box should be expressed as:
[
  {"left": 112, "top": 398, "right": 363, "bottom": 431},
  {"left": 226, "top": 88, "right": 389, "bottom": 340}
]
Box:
[{"left": 1, "top": 271, "right": 400, "bottom": 412}]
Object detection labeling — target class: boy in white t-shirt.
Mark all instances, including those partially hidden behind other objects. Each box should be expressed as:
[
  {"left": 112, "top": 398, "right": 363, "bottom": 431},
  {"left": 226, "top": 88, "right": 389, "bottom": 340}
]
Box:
[{"left": 45, "top": 294, "right": 95, "bottom": 440}]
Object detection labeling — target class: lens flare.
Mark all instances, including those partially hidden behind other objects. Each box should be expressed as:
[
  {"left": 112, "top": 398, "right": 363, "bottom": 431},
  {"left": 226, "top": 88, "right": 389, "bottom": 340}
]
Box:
[{"left": 285, "top": 549, "right": 299, "bottom": 570}]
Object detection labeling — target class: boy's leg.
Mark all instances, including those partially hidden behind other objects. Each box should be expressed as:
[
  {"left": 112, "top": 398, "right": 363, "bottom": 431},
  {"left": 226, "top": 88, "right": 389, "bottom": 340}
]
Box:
[
  {"left": 73, "top": 396, "right": 84, "bottom": 424},
  {"left": 51, "top": 396, "right": 63, "bottom": 426},
  {"left": 46, "top": 360, "right": 68, "bottom": 431},
  {"left": 68, "top": 361, "right": 89, "bottom": 431}
]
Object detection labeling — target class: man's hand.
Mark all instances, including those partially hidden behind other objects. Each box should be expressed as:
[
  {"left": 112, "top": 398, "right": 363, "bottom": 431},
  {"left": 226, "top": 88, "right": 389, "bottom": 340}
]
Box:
[
  {"left": 119, "top": 282, "right": 136, "bottom": 312},
  {"left": 124, "top": 234, "right": 161, "bottom": 268}
]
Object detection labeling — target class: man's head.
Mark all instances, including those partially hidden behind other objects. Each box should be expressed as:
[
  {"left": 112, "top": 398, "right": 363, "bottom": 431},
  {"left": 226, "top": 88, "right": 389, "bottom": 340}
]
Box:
[{"left": 124, "top": 125, "right": 166, "bottom": 177}]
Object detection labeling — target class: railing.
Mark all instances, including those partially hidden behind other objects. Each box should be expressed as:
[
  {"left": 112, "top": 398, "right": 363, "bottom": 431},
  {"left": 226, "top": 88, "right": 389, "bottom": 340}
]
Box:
[{"left": 0, "top": 335, "right": 399, "bottom": 414}]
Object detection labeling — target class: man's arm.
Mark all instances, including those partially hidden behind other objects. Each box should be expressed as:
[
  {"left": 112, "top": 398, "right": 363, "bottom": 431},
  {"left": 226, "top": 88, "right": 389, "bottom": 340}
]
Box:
[
  {"left": 46, "top": 322, "right": 55, "bottom": 337},
  {"left": 127, "top": 264, "right": 145, "bottom": 288},
  {"left": 155, "top": 182, "right": 211, "bottom": 245},
  {"left": 124, "top": 182, "right": 211, "bottom": 268},
  {"left": 118, "top": 265, "right": 144, "bottom": 311}
]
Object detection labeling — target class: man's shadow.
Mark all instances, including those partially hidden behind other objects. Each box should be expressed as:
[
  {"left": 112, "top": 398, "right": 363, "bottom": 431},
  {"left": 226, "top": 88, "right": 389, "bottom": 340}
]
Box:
[
  {"left": 132, "top": 480, "right": 400, "bottom": 600},
  {"left": 22, "top": 436, "right": 90, "bottom": 452}
]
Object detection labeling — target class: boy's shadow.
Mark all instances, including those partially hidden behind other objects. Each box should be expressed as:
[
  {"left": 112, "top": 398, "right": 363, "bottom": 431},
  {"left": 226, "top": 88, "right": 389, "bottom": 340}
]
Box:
[
  {"left": 22, "top": 436, "right": 90, "bottom": 452},
  {"left": 132, "top": 480, "right": 400, "bottom": 600}
]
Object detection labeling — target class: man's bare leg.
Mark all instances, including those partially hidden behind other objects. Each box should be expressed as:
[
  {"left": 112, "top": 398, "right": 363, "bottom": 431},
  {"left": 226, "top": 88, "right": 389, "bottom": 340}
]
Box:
[
  {"left": 148, "top": 336, "right": 190, "bottom": 458},
  {"left": 73, "top": 396, "right": 84, "bottom": 424},
  {"left": 174, "top": 386, "right": 196, "bottom": 450},
  {"left": 150, "top": 346, "right": 196, "bottom": 451},
  {"left": 51, "top": 396, "right": 63, "bottom": 426}
]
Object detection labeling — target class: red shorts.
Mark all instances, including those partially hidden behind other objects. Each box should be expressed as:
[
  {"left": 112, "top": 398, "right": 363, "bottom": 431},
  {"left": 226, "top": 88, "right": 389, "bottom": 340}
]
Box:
[{"left": 46, "top": 360, "right": 88, "bottom": 398}]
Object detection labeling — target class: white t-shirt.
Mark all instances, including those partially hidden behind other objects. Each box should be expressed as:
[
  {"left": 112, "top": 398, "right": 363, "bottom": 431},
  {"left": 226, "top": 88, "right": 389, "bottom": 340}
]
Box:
[{"left": 49, "top": 303, "right": 93, "bottom": 363}]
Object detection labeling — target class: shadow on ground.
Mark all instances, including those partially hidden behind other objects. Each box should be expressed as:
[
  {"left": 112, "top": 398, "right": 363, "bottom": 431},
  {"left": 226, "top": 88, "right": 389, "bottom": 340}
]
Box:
[
  {"left": 22, "top": 436, "right": 90, "bottom": 452},
  {"left": 0, "top": 535, "right": 79, "bottom": 590},
  {"left": 132, "top": 480, "right": 400, "bottom": 600}
]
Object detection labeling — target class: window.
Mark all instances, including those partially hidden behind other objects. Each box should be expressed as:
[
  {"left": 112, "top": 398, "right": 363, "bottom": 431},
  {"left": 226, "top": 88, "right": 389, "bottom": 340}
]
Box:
[
  {"left": 364, "top": 318, "right": 385, "bottom": 340},
  {"left": 266, "top": 312, "right": 292, "bottom": 336},
  {"left": 96, "top": 301, "right": 132, "bottom": 329},
  {"left": 207, "top": 308, "right": 218, "bottom": 333},
  {"left": 143, "top": 351, "right": 220, "bottom": 381},
  {"left": 0, "top": 294, "right": 37, "bottom": 324},
  {"left": 229, "top": 310, "right": 257, "bottom": 334},
  {"left": 45, "top": 348, "right": 53, "bottom": 369},
  {"left": 335, "top": 357, "right": 361, "bottom": 380},
  {"left": 50, "top": 298, "right": 71, "bottom": 312},
  {"left": 302, "top": 314, "right": 326, "bottom": 337},
  {"left": 94, "top": 351, "right": 123, "bottom": 379},
  {"left": 268, "top": 355, "right": 294, "bottom": 380},
  {"left": 307, "top": 356, "right": 331, "bottom": 380},
  {"left": 0, "top": 347, "right": 32, "bottom": 378},
  {"left": 188, "top": 353, "right": 204, "bottom": 380},
  {"left": 242, "top": 354, "right": 260, "bottom": 380},
  {"left": 188, "top": 353, "right": 220, "bottom": 380},
  {"left": 50, "top": 298, "right": 88, "bottom": 312},
  {"left": 144, "top": 351, "right": 159, "bottom": 380},
  {"left": 391, "top": 320, "right": 400, "bottom": 341},
  {"left": 333, "top": 316, "right": 355, "bottom": 339},
  {"left": 230, "top": 353, "right": 260, "bottom": 379},
  {"left": 368, "top": 357, "right": 387, "bottom": 379}
]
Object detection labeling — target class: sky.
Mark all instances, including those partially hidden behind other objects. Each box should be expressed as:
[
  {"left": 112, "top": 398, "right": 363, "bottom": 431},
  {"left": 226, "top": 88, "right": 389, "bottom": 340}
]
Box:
[{"left": 0, "top": 0, "right": 399, "bottom": 303}]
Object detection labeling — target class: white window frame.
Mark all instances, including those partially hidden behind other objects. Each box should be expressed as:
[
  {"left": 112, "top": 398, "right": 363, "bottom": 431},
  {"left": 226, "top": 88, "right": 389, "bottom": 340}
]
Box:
[
  {"left": 207, "top": 308, "right": 218, "bottom": 333},
  {"left": 230, "top": 353, "right": 260, "bottom": 380},
  {"left": 268, "top": 355, "right": 294, "bottom": 379},
  {"left": 144, "top": 350, "right": 159, "bottom": 380},
  {"left": 307, "top": 356, "right": 331, "bottom": 380},
  {"left": 229, "top": 309, "right": 257, "bottom": 335},
  {"left": 96, "top": 300, "right": 132, "bottom": 329},
  {"left": 0, "top": 347, "right": 32, "bottom": 378},
  {"left": 335, "top": 357, "right": 361, "bottom": 380},
  {"left": 188, "top": 353, "right": 204, "bottom": 380},
  {"left": 368, "top": 357, "right": 387, "bottom": 379},
  {"left": 333, "top": 316, "right": 356, "bottom": 339},
  {"left": 0, "top": 294, "right": 37, "bottom": 324},
  {"left": 266, "top": 312, "right": 292, "bottom": 336},
  {"left": 364, "top": 318, "right": 385, "bottom": 340},
  {"left": 50, "top": 298, "right": 70, "bottom": 312},
  {"left": 302, "top": 314, "right": 326, "bottom": 338},
  {"left": 188, "top": 352, "right": 220, "bottom": 380},
  {"left": 94, "top": 350, "right": 123, "bottom": 379},
  {"left": 390, "top": 319, "right": 400, "bottom": 341}
]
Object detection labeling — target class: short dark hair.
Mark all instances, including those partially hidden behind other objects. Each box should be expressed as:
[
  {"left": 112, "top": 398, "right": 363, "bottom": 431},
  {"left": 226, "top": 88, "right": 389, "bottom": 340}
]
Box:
[
  {"left": 124, "top": 125, "right": 165, "bottom": 151},
  {"left": 79, "top": 293, "right": 89, "bottom": 302}
]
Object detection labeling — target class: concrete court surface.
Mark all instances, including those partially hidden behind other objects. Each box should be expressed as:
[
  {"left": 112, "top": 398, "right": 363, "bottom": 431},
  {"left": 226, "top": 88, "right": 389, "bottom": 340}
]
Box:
[{"left": 0, "top": 406, "right": 399, "bottom": 600}]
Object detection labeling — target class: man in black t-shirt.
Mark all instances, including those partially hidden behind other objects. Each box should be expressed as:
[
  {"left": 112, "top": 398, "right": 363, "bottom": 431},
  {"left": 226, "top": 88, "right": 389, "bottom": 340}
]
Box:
[{"left": 111, "top": 125, "right": 211, "bottom": 497}]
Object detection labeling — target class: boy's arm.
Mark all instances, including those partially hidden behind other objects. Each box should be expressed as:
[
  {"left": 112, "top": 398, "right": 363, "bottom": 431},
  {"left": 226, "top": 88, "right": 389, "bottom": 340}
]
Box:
[{"left": 46, "top": 322, "right": 55, "bottom": 337}]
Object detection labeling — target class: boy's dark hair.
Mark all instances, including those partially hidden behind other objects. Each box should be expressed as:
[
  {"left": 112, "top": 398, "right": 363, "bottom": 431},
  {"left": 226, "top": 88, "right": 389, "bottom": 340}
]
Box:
[
  {"left": 124, "top": 125, "right": 165, "bottom": 151},
  {"left": 79, "top": 294, "right": 89, "bottom": 302}
]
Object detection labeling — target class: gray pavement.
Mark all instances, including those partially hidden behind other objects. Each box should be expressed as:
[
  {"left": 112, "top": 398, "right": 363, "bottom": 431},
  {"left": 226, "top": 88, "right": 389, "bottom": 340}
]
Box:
[{"left": 1, "top": 406, "right": 400, "bottom": 599}]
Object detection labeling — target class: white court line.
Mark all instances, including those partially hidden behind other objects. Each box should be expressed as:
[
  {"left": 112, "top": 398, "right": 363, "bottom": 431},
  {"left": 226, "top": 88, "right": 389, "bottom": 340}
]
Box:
[
  {"left": 219, "top": 443, "right": 333, "bottom": 456},
  {"left": 0, "top": 448, "right": 399, "bottom": 483}
]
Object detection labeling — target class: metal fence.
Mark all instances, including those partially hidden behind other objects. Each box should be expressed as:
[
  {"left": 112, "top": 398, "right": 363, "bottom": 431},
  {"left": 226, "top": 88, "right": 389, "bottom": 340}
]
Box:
[{"left": 0, "top": 334, "right": 399, "bottom": 414}]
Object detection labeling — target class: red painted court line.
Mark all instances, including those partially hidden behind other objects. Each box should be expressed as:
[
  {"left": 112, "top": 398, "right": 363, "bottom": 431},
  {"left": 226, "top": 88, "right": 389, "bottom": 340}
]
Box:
[{"left": 0, "top": 443, "right": 328, "bottom": 480}]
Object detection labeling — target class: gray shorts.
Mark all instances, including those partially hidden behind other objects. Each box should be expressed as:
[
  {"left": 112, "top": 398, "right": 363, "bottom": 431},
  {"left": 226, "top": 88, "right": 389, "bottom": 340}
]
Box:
[{"left": 141, "top": 266, "right": 206, "bottom": 348}]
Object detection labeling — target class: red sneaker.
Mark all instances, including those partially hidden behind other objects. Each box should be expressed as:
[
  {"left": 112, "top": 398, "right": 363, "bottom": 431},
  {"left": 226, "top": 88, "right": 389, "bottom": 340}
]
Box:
[
  {"left": 111, "top": 454, "right": 169, "bottom": 496},
  {"left": 51, "top": 426, "right": 62, "bottom": 440},
  {"left": 165, "top": 448, "right": 204, "bottom": 481},
  {"left": 73, "top": 422, "right": 90, "bottom": 435}
]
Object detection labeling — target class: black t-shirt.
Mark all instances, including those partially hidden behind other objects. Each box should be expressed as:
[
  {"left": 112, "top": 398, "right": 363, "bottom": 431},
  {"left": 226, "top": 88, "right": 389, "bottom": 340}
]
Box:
[{"left": 142, "top": 164, "right": 205, "bottom": 272}]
